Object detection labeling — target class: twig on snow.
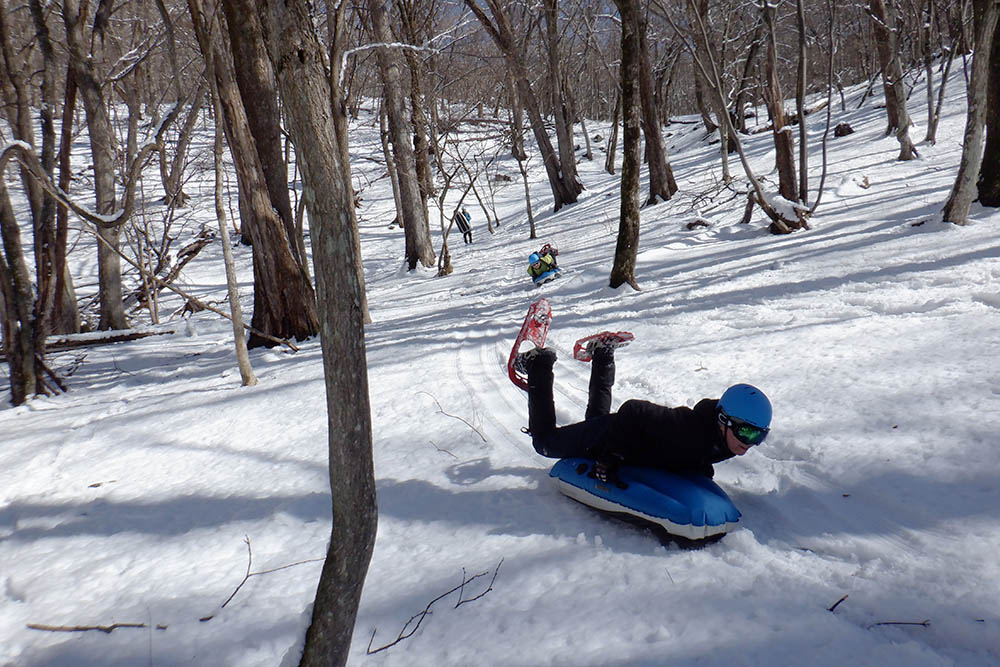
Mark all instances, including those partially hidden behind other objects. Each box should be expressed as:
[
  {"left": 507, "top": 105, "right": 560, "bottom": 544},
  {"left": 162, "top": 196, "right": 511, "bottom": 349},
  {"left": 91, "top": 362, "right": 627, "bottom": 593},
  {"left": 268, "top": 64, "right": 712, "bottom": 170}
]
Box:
[
  {"left": 27, "top": 622, "right": 166, "bottom": 633},
  {"left": 416, "top": 391, "right": 487, "bottom": 442},
  {"left": 367, "top": 559, "right": 503, "bottom": 655},
  {"left": 827, "top": 594, "right": 849, "bottom": 612},
  {"left": 869, "top": 619, "right": 931, "bottom": 629},
  {"left": 200, "top": 536, "right": 325, "bottom": 621}
]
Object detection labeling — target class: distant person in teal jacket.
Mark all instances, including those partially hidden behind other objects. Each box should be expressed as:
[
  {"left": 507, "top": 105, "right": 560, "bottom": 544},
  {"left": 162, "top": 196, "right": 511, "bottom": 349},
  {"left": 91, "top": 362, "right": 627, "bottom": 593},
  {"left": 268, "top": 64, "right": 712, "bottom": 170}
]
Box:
[{"left": 455, "top": 207, "right": 473, "bottom": 244}]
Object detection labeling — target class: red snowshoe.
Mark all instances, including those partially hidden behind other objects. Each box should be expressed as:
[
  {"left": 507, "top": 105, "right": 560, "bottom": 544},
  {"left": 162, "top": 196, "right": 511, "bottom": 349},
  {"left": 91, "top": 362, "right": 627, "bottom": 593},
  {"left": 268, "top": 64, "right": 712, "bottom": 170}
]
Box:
[
  {"left": 507, "top": 298, "right": 552, "bottom": 390},
  {"left": 573, "top": 331, "right": 634, "bottom": 362}
]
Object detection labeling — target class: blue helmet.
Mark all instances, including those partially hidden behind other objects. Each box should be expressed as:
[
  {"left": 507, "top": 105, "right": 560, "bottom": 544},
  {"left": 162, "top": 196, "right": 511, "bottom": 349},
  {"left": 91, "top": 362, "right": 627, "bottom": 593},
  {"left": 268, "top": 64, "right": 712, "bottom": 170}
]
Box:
[
  {"left": 528, "top": 253, "right": 540, "bottom": 264},
  {"left": 718, "top": 384, "right": 772, "bottom": 429}
]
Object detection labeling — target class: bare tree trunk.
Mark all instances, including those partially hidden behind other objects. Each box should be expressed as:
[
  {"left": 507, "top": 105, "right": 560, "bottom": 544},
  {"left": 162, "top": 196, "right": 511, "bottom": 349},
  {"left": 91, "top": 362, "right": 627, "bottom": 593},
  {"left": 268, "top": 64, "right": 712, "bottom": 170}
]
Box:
[
  {"left": 944, "top": 0, "right": 999, "bottom": 223},
  {"left": 508, "top": 77, "right": 537, "bottom": 238},
  {"left": 222, "top": 0, "right": 301, "bottom": 263},
  {"left": 379, "top": 103, "right": 403, "bottom": 227},
  {"left": 543, "top": 0, "right": 582, "bottom": 195},
  {"left": 62, "top": 0, "right": 127, "bottom": 331},
  {"left": 605, "top": 92, "right": 620, "bottom": 175},
  {"left": 210, "top": 80, "right": 257, "bottom": 387},
  {"left": 795, "top": 0, "right": 809, "bottom": 204},
  {"left": 508, "top": 70, "right": 528, "bottom": 161},
  {"left": 733, "top": 18, "right": 764, "bottom": 134},
  {"left": 367, "top": 0, "right": 435, "bottom": 269},
  {"left": 639, "top": 12, "right": 677, "bottom": 204},
  {"left": 978, "top": 11, "right": 1000, "bottom": 205},
  {"left": 690, "top": 0, "right": 730, "bottom": 179},
  {"left": 610, "top": 0, "right": 641, "bottom": 291},
  {"left": 257, "top": 4, "right": 376, "bottom": 667},
  {"left": 328, "top": 3, "right": 370, "bottom": 324},
  {"left": 869, "top": 0, "right": 919, "bottom": 160},
  {"left": 763, "top": 1, "right": 798, "bottom": 203},
  {"left": 54, "top": 72, "right": 82, "bottom": 335},
  {"left": 188, "top": 0, "right": 319, "bottom": 347},
  {"left": 0, "top": 178, "right": 37, "bottom": 405},
  {"left": 464, "top": 0, "right": 581, "bottom": 211}
]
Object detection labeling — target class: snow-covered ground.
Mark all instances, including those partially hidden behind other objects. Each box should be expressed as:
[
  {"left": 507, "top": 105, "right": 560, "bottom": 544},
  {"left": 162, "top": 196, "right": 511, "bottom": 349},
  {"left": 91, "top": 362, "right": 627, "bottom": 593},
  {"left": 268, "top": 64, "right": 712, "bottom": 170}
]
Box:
[{"left": 2, "top": 61, "right": 999, "bottom": 666}]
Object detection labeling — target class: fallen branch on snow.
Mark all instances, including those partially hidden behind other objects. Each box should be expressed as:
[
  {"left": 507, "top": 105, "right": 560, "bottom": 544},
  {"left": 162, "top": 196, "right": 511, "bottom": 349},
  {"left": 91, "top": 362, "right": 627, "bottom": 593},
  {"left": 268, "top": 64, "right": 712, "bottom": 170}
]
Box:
[
  {"left": 366, "top": 558, "right": 503, "bottom": 655},
  {"left": 27, "top": 622, "right": 166, "bottom": 633},
  {"left": 199, "top": 536, "right": 324, "bottom": 621}
]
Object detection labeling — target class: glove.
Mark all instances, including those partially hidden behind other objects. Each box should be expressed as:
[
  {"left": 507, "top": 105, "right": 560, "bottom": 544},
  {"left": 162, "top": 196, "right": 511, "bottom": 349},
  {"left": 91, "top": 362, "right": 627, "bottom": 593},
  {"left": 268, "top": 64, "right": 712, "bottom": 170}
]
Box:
[{"left": 589, "top": 452, "right": 627, "bottom": 489}]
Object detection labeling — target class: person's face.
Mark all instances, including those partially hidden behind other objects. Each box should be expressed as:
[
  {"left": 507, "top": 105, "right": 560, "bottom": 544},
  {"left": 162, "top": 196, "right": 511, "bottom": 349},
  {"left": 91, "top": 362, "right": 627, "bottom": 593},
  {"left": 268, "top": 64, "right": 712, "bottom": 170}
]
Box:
[
  {"left": 532, "top": 261, "right": 542, "bottom": 269},
  {"left": 722, "top": 424, "right": 752, "bottom": 456}
]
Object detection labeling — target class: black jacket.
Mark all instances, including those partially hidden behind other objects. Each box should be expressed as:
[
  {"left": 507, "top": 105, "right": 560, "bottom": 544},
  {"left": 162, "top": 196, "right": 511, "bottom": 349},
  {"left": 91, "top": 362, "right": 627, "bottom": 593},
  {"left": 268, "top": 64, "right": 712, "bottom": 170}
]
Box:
[{"left": 599, "top": 398, "right": 733, "bottom": 477}]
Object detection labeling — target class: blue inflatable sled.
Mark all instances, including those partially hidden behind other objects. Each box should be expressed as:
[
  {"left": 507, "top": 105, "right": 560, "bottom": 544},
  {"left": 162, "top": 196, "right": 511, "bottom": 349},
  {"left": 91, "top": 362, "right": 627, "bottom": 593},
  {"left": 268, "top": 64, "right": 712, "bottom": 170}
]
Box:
[
  {"left": 549, "top": 458, "right": 741, "bottom": 543},
  {"left": 533, "top": 267, "right": 562, "bottom": 286}
]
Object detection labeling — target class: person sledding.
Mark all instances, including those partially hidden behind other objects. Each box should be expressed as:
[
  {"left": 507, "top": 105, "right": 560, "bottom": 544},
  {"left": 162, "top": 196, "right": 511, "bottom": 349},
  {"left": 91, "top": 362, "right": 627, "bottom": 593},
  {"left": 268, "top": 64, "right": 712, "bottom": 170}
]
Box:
[
  {"left": 527, "top": 243, "right": 560, "bottom": 285},
  {"left": 512, "top": 330, "right": 772, "bottom": 485}
]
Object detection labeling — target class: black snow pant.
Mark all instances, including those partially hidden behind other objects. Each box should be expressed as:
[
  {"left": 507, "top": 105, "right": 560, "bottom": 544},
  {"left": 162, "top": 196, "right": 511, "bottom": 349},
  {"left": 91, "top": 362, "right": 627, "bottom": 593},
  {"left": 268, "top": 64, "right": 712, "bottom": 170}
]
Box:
[
  {"left": 456, "top": 218, "right": 472, "bottom": 244},
  {"left": 526, "top": 347, "right": 616, "bottom": 459}
]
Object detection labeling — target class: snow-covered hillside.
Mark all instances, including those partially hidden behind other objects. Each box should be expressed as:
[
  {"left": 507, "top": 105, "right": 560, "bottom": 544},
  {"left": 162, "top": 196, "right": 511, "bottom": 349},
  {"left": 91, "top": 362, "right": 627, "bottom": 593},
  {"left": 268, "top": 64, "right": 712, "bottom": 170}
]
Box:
[{"left": 1, "top": 60, "right": 999, "bottom": 666}]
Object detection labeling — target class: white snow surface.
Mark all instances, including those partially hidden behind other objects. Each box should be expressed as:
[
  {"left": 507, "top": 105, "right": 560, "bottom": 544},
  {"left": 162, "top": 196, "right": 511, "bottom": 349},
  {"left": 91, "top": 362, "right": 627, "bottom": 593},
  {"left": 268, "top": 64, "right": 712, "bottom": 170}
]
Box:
[{"left": 2, "top": 65, "right": 999, "bottom": 667}]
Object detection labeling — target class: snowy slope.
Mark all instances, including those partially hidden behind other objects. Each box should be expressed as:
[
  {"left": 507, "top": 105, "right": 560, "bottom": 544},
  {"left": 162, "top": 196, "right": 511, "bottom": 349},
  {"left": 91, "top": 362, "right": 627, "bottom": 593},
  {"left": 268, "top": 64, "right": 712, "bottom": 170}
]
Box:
[{"left": 1, "top": 62, "right": 999, "bottom": 666}]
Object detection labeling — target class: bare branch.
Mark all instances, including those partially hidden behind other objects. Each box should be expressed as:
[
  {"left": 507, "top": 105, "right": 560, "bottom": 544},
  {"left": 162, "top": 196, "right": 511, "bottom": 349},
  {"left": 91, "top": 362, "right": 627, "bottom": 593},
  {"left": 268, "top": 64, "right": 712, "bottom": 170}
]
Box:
[{"left": 367, "top": 560, "right": 503, "bottom": 655}]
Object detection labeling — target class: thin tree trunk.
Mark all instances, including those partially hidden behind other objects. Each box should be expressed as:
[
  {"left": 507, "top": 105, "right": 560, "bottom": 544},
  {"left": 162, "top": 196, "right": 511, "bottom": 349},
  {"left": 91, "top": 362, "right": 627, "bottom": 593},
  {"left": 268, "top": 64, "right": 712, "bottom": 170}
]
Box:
[
  {"left": 62, "top": 0, "right": 127, "bottom": 331},
  {"left": 543, "top": 0, "right": 582, "bottom": 195},
  {"left": 367, "top": 0, "right": 435, "bottom": 269},
  {"left": 639, "top": 12, "right": 677, "bottom": 204},
  {"left": 328, "top": 2, "right": 370, "bottom": 324},
  {"left": 257, "top": 4, "right": 376, "bottom": 666},
  {"left": 605, "top": 92, "right": 620, "bottom": 175},
  {"left": 869, "top": 0, "right": 919, "bottom": 159},
  {"left": 379, "top": 103, "right": 403, "bottom": 227},
  {"left": 54, "top": 71, "right": 81, "bottom": 335},
  {"left": 733, "top": 18, "right": 764, "bottom": 133},
  {"left": 211, "top": 79, "right": 256, "bottom": 387},
  {"left": 610, "top": 0, "right": 642, "bottom": 290},
  {"left": 763, "top": 1, "right": 798, "bottom": 203},
  {"left": 943, "top": 0, "right": 999, "bottom": 223},
  {"left": 464, "top": 0, "right": 581, "bottom": 211},
  {"left": 795, "top": 0, "right": 809, "bottom": 204},
  {"left": 0, "top": 177, "right": 37, "bottom": 405}
]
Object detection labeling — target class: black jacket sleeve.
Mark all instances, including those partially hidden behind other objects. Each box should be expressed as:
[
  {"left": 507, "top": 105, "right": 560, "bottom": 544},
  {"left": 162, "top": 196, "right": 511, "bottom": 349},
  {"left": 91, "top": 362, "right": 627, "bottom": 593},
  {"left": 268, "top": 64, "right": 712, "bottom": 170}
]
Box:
[{"left": 597, "top": 398, "right": 732, "bottom": 476}]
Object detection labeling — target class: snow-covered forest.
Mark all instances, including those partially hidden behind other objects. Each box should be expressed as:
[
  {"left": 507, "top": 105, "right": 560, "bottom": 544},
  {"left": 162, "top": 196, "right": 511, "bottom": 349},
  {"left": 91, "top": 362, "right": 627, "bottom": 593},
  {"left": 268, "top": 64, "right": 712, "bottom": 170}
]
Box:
[{"left": 2, "top": 1, "right": 1000, "bottom": 665}]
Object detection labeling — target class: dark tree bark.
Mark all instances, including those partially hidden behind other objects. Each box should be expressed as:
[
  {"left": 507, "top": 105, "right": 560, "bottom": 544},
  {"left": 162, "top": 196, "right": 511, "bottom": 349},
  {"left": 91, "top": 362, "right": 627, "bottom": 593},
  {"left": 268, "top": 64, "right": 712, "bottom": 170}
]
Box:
[
  {"left": 868, "top": 0, "right": 919, "bottom": 160},
  {"left": 638, "top": 11, "right": 677, "bottom": 204},
  {"left": 222, "top": 0, "right": 301, "bottom": 261},
  {"left": 54, "top": 72, "right": 82, "bottom": 335},
  {"left": 0, "top": 176, "right": 37, "bottom": 405},
  {"left": 763, "top": 1, "right": 798, "bottom": 203},
  {"left": 605, "top": 92, "right": 621, "bottom": 175},
  {"left": 795, "top": 0, "right": 809, "bottom": 204},
  {"left": 733, "top": 18, "right": 764, "bottom": 134},
  {"left": 327, "top": 5, "right": 370, "bottom": 324},
  {"left": 367, "top": 0, "right": 435, "bottom": 269},
  {"left": 62, "top": 0, "right": 127, "bottom": 331},
  {"left": 188, "top": 0, "right": 319, "bottom": 347},
  {"left": 543, "top": 0, "right": 582, "bottom": 197},
  {"left": 978, "top": 11, "right": 1000, "bottom": 206},
  {"left": 944, "top": 0, "right": 999, "bottom": 223},
  {"left": 257, "top": 3, "right": 376, "bottom": 667},
  {"left": 610, "top": 0, "right": 641, "bottom": 291}
]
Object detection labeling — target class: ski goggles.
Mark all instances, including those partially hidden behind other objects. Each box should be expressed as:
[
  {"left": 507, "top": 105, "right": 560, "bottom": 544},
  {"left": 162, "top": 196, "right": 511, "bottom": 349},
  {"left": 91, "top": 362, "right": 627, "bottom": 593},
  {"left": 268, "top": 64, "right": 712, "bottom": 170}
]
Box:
[{"left": 722, "top": 415, "right": 769, "bottom": 446}]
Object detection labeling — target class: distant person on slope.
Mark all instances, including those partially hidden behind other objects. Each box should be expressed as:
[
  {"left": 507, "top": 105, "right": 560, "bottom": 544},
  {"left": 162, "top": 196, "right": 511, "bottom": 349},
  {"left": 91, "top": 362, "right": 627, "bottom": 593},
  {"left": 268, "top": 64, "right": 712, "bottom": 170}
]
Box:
[
  {"left": 455, "top": 207, "right": 473, "bottom": 244},
  {"left": 512, "top": 336, "right": 772, "bottom": 483}
]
